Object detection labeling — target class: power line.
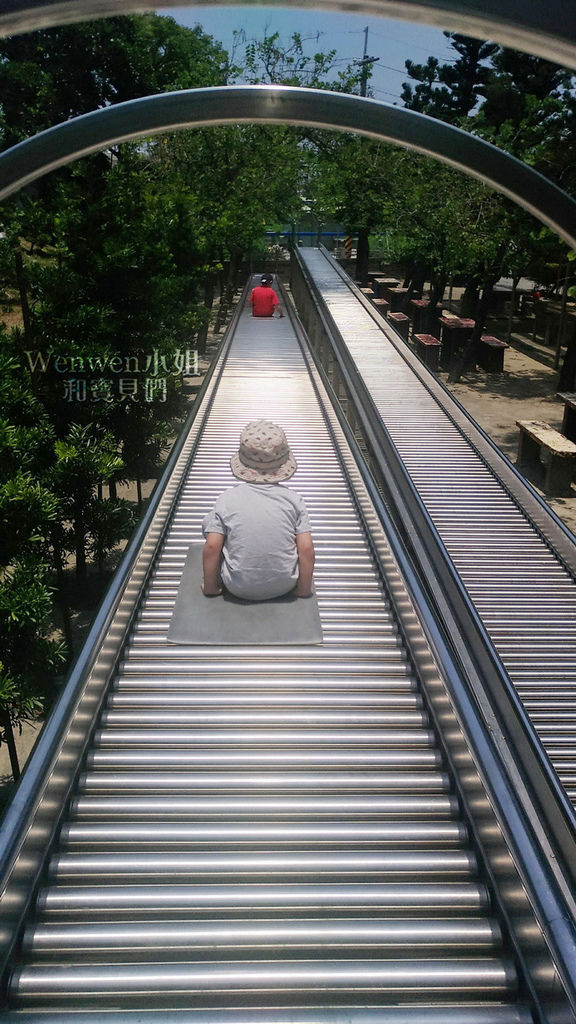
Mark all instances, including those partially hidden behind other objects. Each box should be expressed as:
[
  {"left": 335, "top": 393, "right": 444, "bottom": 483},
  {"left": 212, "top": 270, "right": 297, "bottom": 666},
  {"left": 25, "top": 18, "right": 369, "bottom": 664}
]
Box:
[
  {"left": 370, "top": 87, "right": 405, "bottom": 102},
  {"left": 335, "top": 55, "right": 444, "bottom": 85},
  {"left": 365, "top": 28, "right": 458, "bottom": 62}
]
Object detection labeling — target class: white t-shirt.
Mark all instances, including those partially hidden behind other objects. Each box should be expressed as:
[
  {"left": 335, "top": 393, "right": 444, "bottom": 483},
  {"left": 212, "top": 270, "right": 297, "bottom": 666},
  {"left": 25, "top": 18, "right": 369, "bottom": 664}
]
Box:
[{"left": 202, "top": 482, "right": 311, "bottom": 600}]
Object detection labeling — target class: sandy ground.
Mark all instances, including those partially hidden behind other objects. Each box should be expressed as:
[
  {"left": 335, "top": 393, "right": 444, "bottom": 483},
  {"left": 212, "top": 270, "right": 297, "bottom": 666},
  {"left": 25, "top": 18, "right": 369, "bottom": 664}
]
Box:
[{"left": 2, "top": 323, "right": 575, "bottom": 791}]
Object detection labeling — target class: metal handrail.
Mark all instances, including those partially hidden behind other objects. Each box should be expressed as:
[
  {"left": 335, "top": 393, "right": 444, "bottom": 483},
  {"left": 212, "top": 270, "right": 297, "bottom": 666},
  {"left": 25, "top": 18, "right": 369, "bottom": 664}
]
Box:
[{"left": 0, "top": 281, "right": 250, "bottom": 992}]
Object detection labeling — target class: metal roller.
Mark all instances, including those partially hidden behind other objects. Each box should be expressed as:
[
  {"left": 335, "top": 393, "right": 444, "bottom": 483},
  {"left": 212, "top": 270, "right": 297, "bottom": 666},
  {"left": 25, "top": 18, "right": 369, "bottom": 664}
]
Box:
[
  {"left": 299, "top": 246, "right": 576, "bottom": 813},
  {"left": 5, "top": 284, "right": 530, "bottom": 1018}
]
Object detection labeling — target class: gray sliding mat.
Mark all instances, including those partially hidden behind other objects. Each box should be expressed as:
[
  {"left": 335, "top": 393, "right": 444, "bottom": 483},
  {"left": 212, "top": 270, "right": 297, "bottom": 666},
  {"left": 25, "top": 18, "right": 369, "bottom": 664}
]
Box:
[{"left": 167, "top": 543, "right": 323, "bottom": 645}]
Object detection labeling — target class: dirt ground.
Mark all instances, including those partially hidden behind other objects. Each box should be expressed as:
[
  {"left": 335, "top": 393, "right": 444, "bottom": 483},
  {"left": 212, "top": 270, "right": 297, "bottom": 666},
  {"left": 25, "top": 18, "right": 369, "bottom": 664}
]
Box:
[
  {"left": 442, "top": 345, "right": 576, "bottom": 536},
  {"left": 2, "top": 310, "right": 575, "bottom": 790}
]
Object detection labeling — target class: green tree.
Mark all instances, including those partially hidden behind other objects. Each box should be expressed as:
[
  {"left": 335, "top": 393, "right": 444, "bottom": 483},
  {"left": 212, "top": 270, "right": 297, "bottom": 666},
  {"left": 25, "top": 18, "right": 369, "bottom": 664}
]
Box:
[
  {"left": 311, "top": 134, "right": 400, "bottom": 283},
  {"left": 401, "top": 34, "right": 498, "bottom": 121},
  {"left": 0, "top": 14, "right": 229, "bottom": 148},
  {"left": 153, "top": 123, "right": 304, "bottom": 316},
  {"left": 400, "top": 36, "right": 576, "bottom": 382},
  {"left": 0, "top": 338, "right": 67, "bottom": 778},
  {"left": 0, "top": 560, "right": 66, "bottom": 780},
  {"left": 239, "top": 30, "right": 363, "bottom": 92},
  {"left": 51, "top": 422, "right": 124, "bottom": 579}
]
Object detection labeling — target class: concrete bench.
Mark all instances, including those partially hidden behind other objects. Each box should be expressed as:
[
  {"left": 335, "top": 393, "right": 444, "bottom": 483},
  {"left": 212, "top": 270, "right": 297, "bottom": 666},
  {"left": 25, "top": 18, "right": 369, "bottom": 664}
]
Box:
[
  {"left": 516, "top": 419, "right": 576, "bottom": 495},
  {"left": 371, "top": 276, "right": 398, "bottom": 298},
  {"left": 414, "top": 333, "right": 442, "bottom": 371}
]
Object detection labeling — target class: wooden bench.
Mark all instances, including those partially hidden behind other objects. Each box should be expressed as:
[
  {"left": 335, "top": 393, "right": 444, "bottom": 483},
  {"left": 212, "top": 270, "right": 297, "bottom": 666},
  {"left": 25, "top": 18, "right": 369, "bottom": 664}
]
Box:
[
  {"left": 372, "top": 298, "right": 389, "bottom": 316},
  {"left": 516, "top": 419, "right": 576, "bottom": 495},
  {"left": 414, "top": 333, "right": 441, "bottom": 371},
  {"left": 371, "top": 276, "right": 397, "bottom": 298},
  {"left": 478, "top": 335, "right": 508, "bottom": 372},
  {"left": 388, "top": 311, "right": 410, "bottom": 341},
  {"left": 373, "top": 276, "right": 400, "bottom": 294},
  {"left": 409, "top": 298, "right": 430, "bottom": 334},
  {"left": 438, "top": 315, "right": 475, "bottom": 368},
  {"left": 388, "top": 286, "right": 409, "bottom": 313}
]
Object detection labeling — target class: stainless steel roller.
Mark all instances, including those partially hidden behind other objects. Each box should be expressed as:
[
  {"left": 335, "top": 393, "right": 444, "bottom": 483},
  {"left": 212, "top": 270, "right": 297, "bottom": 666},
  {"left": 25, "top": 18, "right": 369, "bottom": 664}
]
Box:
[
  {"left": 300, "top": 246, "right": 576, "bottom": 807},
  {"left": 3, "top": 282, "right": 531, "bottom": 1019}
]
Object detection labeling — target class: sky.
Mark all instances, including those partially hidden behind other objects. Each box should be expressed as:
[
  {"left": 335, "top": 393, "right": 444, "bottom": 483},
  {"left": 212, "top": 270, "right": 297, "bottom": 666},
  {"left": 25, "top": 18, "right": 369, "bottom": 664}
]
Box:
[{"left": 161, "top": 6, "right": 457, "bottom": 104}]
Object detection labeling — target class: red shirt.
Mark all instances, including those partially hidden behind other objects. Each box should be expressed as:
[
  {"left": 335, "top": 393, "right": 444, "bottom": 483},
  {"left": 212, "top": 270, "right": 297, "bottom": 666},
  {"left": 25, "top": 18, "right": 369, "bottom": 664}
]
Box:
[{"left": 250, "top": 285, "right": 279, "bottom": 317}]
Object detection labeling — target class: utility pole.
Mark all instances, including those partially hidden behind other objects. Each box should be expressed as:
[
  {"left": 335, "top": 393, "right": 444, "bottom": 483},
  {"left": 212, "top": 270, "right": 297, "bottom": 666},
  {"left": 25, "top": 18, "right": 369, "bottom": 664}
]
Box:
[{"left": 359, "top": 26, "right": 379, "bottom": 97}]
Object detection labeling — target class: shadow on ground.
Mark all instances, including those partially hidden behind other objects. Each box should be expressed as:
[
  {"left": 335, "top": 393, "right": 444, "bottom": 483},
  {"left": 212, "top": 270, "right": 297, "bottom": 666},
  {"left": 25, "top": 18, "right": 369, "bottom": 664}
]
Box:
[{"left": 455, "top": 366, "right": 560, "bottom": 404}]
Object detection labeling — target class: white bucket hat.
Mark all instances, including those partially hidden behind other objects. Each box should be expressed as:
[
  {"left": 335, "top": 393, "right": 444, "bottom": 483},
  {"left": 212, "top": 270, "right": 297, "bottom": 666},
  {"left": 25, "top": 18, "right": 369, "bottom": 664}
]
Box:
[{"left": 230, "top": 420, "right": 297, "bottom": 483}]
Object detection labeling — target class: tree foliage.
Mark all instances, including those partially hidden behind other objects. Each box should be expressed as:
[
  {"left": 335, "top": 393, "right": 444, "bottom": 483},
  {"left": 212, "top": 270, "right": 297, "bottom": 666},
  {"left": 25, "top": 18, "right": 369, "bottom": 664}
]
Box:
[
  {"left": 239, "top": 30, "right": 364, "bottom": 92},
  {"left": 402, "top": 35, "right": 498, "bottom": 120},
  {"left": 0, "top": 15, "right": 229, "bottom": 147},
  {"left": 0, "top": 13, "right": 232, "bottom": 778}
]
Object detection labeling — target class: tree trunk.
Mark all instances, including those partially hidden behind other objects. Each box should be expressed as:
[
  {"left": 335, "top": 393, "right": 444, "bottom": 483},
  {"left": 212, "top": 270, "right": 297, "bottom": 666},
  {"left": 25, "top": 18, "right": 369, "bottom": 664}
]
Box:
[
  {"left": 1, "top": 711, "right": 20, "bottom": 781},
  {"left": 460, "top": 281, "right": 480, "bottom": 318},
  {"left": 429, "top": 275, "right": 447, "bottom": 311},
  {"left": 215, "top": 248, "right": 243, "bottom": 332},
  {"left": 403, "top": 261, "right": 427, "bottom": 299},
  {"left": 506, "top": 275, "right": 520, "bottom": 344},
  {"left": 13, "top": 248, "right": 33, "bottom": 345},
  {"left": 428, "top": 275, "right": 447, "bottom": 334},
  {"left": 554, "top": 265, "right": 571, "bottom": 371},
  {"left": 355, "top": 227, "right": 370, "bottom": 285},
  {"left": 197, "top": 279, "right": 215, "bottom": 355},
  {"left": 74, "top": 505, "right": 87, "bottom": 579},
  {"left": 558, "top": 333, "right": 576, "bottom": 391}
]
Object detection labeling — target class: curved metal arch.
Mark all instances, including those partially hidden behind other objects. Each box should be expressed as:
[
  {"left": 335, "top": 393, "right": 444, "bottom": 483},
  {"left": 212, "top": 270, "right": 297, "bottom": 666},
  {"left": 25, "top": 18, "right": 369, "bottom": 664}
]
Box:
[
  {"left": 0, "top": 84, "right": 575, "bottom": 249},
  {"left": 1, "top": 0, "right": 576, "bottom": 73}
]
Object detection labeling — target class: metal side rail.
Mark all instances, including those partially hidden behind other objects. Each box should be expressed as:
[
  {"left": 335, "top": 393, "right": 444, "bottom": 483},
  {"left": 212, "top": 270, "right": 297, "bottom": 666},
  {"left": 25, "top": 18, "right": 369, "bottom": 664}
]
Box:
[
  {"left": 292, "top": 247, "right": 576, "bottom": 817},
  {"left": 0, "top": 277, "right": 574, "bottom": 1020}
]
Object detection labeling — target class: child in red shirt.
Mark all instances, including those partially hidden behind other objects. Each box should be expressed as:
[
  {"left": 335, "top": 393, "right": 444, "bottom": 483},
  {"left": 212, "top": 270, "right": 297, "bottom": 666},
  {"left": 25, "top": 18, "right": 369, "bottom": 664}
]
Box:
[{"left": 250, "top": 274, "right": 284, "bottom": 317}]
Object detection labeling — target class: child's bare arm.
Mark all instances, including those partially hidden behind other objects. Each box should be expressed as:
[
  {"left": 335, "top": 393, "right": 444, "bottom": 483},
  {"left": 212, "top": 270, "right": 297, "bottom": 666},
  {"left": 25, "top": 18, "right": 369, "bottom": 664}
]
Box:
[
  {"left": 202, "top": 533, "right": 225, "bottom": 595},
  {"left": 295, "top": 532, "right": 315, "bottom": 597}
]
